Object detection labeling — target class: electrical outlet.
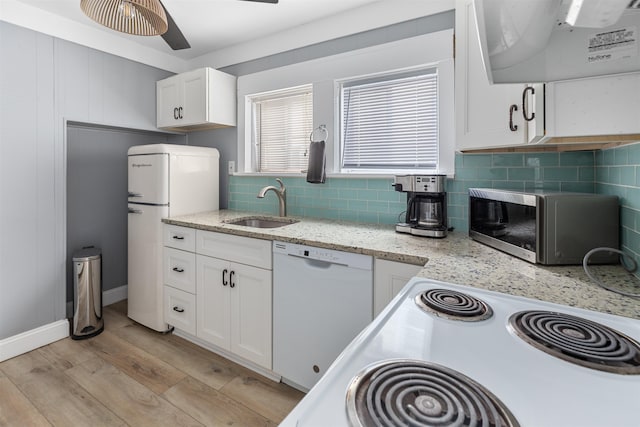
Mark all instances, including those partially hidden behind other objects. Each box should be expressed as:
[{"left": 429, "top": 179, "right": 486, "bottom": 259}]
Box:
[{"left": 228, "top": 161, "right": 235, "bottom": 175}]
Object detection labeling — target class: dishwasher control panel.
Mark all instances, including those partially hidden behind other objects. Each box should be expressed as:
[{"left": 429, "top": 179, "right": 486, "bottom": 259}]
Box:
[{"left": 273, "top": 241, "right": 372, "bottom": 270}]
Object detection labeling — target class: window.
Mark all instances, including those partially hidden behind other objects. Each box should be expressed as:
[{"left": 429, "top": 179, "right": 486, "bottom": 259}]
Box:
[
  {"left": 340, "top": 69, "right": 439, "bottom": 173},
  {"left": 250, "top": 86, "right": 313, "bottom": 173}
]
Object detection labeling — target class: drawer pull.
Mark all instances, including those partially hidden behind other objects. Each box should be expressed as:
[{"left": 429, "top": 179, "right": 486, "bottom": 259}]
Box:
[
  {"left": 172, "top": 267, "right": 184, "bottom": 273},
  {"left": 172, "top": 235, "right": 185, "bottom": 240},
  {"left": 173, "top": 306, "right": 184, "bottom": 313}
]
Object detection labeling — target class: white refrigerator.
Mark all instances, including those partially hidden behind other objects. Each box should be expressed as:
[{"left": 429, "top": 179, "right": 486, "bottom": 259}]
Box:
[{"left": 127, "top": 144, "right": 219, "bottom": 332}]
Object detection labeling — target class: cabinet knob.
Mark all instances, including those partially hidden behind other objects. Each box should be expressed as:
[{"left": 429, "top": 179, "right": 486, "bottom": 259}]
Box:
[
  {"left": 313, "top": 365, "right": 320, "bottom": 373},
  {"left": 173, "top": 306, "right": 184, "bottom": 313}
]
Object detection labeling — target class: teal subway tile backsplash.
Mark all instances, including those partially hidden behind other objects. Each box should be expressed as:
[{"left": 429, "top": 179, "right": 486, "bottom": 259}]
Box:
[
  {"left": 560, "top": 151, "right": 593, "bottom": 166},
  {"left": 596, "top": 141, "right": 640, "bottom": 275},
  {"left": 492, "top": 153, "right": 524, "bottom": 167},
  {"left": 543, "top": 166, "right": 578, "bottom": 181},
  {"left": 524, "top": 152, "right": 559, "bottom": 167},
  {"left": 445, "top": 151, "right": 596, "bottom": 232},
  {"left": 228, "top": 147, "right": 640, "bottom": 253}
]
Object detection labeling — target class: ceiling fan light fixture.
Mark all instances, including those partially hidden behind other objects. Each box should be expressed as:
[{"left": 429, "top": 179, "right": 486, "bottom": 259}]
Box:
[{"left": 80, "top": 0, "right": 168, "bottom": 36}]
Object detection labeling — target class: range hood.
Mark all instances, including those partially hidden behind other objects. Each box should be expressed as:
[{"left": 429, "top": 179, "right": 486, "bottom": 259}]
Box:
[{"left": 475, "top": 0, "right": 640, "bottom": 83}]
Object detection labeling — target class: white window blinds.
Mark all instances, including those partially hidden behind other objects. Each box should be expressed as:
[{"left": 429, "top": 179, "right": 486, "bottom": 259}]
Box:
[
  {"left": 253, "top": 87, "right": 313, "bottom": 173},
  {"left": 341, "top": 70, "right": 438, "bottom": 171}
]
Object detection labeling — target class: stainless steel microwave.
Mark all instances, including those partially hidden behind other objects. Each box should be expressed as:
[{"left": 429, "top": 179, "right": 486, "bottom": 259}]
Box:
[{"left": 469, "top": 188, "right": 619, "bottom": 265}]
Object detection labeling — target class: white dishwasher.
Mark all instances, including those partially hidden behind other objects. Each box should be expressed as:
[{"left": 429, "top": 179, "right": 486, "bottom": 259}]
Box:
[{"left": 273, "top": 240, "right": 373, "bottom": 391}]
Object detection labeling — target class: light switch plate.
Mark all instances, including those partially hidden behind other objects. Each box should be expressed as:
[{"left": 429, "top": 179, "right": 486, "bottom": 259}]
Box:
[{"left": 228, "top": 161, "right": 235, "bottom": 175}]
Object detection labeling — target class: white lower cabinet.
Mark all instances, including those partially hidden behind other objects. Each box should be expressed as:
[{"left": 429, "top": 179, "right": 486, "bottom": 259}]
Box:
[
  {"left": 196, "top": 254, "right": 272, "bottom": 369},
  {"left": 163, "top": 225, "right": 272, "bottom": 370},
  {"left": 373, "top": 259, "right": 423, "bottom": 317},
  {"left": 164, "top": 286, "right": 196, "bottom": 335}
]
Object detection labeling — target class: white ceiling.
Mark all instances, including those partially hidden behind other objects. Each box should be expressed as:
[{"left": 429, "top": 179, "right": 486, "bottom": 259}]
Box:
[
  {"left": 14, "top": 0, "right": 380, "bottom": 59},
  {"left": 1, "top": 0, "right": 455, "bottom": 72}
]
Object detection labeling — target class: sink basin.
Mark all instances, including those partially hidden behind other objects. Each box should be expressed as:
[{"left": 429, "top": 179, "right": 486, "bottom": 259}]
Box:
[{"left": 225, "top": 216, "right": 299, "bottom": 229}]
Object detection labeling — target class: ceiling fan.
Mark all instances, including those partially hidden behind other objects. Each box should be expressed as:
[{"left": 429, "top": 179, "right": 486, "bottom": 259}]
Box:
[
  {"left": 160, "top": 0, "right": 279, "bottom": 50},
  {"left": 80, "top": 0, "right": 279, "bottom": 51}
]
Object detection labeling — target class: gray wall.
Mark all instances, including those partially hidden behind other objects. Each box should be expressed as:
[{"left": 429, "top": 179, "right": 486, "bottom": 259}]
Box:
[
  {"left": 191, "top": 11, "right": 455, "bottom": 208},
  {"left": 66, "top": 124, "right": 180, "bottom": 306},
  {"left": 0, "top": 20, "right": 173, "bottom": 340}
]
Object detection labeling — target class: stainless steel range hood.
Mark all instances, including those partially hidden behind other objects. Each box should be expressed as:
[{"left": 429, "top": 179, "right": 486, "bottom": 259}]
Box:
[{"left": 474, "top": 0, "right": 640, "bottom": 84}]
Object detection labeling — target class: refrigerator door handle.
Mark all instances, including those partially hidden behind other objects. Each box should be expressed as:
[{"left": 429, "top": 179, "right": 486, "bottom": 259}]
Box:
[
  {"left": 128, "top": 191, "right": 143, "bottom": 198},
  {"left": 128, "top": 207, "right": 143, "bottom": 214}
]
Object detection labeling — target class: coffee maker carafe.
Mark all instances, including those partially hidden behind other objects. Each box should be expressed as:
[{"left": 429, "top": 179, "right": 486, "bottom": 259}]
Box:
[{"left": 394, "top": 175, "right": 447, "bottom": 238}]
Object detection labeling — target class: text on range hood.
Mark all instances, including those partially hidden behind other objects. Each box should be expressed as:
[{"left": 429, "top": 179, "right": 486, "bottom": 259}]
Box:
[{"left": 474, "top": 0, "right": 640, "bottom": 84}]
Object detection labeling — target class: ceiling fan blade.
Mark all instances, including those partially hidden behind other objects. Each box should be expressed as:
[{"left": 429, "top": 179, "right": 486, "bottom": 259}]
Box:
[
  {"left": 159, "top": 0, "right": 190, "bottom": 50},
  {"left": 241, "top": 0, "right": 279, "bottom": 3}
]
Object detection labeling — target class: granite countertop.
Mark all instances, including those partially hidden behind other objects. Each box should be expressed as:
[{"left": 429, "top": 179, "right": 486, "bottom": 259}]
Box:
[{"left": 164, "top": 210, "right": 640, "bottom": 320}]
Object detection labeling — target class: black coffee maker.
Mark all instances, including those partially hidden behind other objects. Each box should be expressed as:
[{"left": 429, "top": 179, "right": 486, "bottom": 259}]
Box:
[{"left": 394, "top": 175, "right": 447, "bottom": 238}]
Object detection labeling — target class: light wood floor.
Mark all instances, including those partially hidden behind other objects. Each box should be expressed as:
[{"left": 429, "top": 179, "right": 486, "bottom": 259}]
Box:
[{"left": 0, "top": 301, "right": 305, "bottom": 427}]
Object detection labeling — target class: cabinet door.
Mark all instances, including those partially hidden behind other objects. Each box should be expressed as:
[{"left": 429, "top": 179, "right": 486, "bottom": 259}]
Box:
[
  {"left": 163, "top": 224, "right": 196, "bottom": 252},
  {"left": 164, "top": 285, "right": 196, "bottom": 335},
  {"left": 157, "top": 75, "right": 181, "bottom": 128},
  {"left": 373, "top": 259, "right": 423, "bottom": 317},
  {"left": 181, "top": 68, "right": 208, "bottom": 126},
  {"left": 196, "top": 255, "right": 231, "bottom": 349},
  {"left": 229, "top": 263, "right": 272, "bottom": 369},
  {"left": 546, "top": 73, "right": 640, "bottom": 137},
  {"left": 163, "top": 247, "right": 196, "bottom": 294},
  {"left": 455, "top": 0, "right": 528, "bottom": 150}
]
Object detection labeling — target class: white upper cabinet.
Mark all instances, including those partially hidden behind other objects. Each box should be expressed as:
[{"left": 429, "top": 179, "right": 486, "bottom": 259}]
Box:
[
  {"left": 455, "top": 0, "right": 531, "bottom": 151},
  {"left": 157, "top": 67, "right": 237, "bottom": 131},
  {"left": 535, "top": 73, "right": 640, "bottom": 143},
  {"left": 455, "top": 0, "right": 640, "bottom": 151}
]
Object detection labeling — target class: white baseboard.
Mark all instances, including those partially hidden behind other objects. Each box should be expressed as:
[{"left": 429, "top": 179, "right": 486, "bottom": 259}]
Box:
[
  {"left": 0, "top": 320, "right": 69, "bottom": 362},
  {"left": 103, "top": 284, "right": 128, "bottom": 306},
  {"left": 66, "top": 284, "right": 128, "bottom": 317},
  {"left": 3, "top": 285, "right": 129, "bottom": 362}
]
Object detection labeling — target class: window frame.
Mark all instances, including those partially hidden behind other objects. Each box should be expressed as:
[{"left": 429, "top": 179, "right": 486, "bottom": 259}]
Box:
[
  {"left": 236, "top": 30, "right": 455, "bottom": 177},
  {"left": 246, "top": 85, "right": 313, "bottom": 174},
  {"left": 338, "top": 66, "right": 441, "bottom": 174}
]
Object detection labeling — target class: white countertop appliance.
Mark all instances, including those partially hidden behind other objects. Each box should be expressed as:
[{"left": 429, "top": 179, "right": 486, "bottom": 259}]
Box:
[
  {"left": 281, "top": 277, "right": 640, "bottom": 426},
  {"left": 127, "top": 144, "right": 219, "bottom": 332}
]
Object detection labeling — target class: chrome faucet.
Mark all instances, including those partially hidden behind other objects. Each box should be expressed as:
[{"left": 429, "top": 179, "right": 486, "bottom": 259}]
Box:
[{"left": 257, "top": 178, "right": 287, "bottom": 217}]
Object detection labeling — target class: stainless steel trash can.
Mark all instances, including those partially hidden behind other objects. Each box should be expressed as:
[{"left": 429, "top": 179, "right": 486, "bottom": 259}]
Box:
[{"left": 72, "top": 247, "right": 104, "bottom": 339}]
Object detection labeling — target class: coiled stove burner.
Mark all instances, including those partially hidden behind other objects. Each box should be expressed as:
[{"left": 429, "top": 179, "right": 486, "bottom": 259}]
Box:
[
  {"left": 509, "top": 310, "right": 640, "bottom": 375},
  {"left": 415, "top": 289, "right": 493, "bottom": 321},
  {"left": 346, "top": 360, "right": 519, "bottom": 427}
]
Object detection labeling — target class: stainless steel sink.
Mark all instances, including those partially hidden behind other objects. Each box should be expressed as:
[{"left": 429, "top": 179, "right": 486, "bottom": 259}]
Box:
[{"left": 225, "top": 216, "right": 299, "bottom": 229}]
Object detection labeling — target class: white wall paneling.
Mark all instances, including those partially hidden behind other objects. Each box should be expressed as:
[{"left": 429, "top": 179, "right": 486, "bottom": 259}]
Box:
[
  {"left": 0, "top": 20, "right": 173, "bottom": 349},
  {"left": 0, "top": 22, "right": 57, "bottom": 340}
]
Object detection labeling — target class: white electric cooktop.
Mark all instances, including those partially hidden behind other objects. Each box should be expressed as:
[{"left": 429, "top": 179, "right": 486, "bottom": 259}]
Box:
[{"left": 281, "top": 278, "right": 640, "bottom": 427}]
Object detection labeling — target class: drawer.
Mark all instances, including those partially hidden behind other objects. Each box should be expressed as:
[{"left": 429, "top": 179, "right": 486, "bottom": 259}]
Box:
[
  {"left": 164, "top": 225, "right": 196, "bottom": 252},
  {"left": 163, "top": 247, "right": 196, "bottom": 293},
  {"left": 196, "top": 230, "right": 272, "bottom": 270},
  {"left": 164, "top": 286, "right": 196, "bottom": 335}
]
